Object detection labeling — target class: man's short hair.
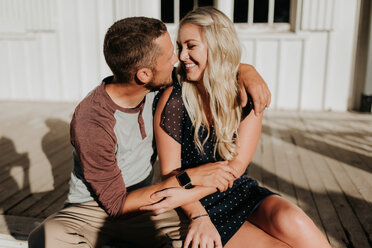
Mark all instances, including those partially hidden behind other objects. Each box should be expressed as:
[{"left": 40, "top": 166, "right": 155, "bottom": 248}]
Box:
[{"left": 103, "top": 17, "right": 167, "bottom": 83}]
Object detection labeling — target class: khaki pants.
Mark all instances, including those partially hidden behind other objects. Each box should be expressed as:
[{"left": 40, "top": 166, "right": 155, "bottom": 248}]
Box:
[{"left": 28, "top": 201, "right": 189, "bottom": 248}]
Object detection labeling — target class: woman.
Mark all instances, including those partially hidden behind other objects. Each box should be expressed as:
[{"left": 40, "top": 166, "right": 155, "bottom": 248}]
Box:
[{"left": 153, "top": 7, "right": 331, "bottom": 248}]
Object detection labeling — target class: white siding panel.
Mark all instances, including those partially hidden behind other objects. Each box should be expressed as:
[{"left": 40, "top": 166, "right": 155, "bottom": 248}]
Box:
[
  {"left": 301, "top": 0, "right": 310, "bottom": 30},
  {"left": 77, "top": 0, "right": 101, "bottom": 96},
  {"left": 309, "top": 0, "right": 318, "bottom": 30},
  {"left": 8, "top": 41, "right": 28, "bottom": 99},
  {"left": 256, "top": 40, "right": 279, "bottom": 108},
  {"left": 217, "top": 0, "right": 233, "bottom": 20},
  {"left": 97, "top": 0, "right": 115, "bottom": 81},
  {"left": 0, "top": 0, "right": 56, "bottom": 32},
  {"left": 115, "top": 0, "right": 143, "bottom": 20},
  {"left": 324, "top": 1, "right": 357, "bottom": 111},
  {"left": 277, "top": 40, "right": 302, "bottom": 110},
  {"left": 240, "top": 40, "right": 255, "bottom": 66},
  {"left": 25, "top": 37, "right": 44, "bottom": 100},
  {"left": 0, "top": 41, "right": 12, "bottom": 98},
  {"left": 40, "top": 33, "right": 62, "bottom": 101},
  {"left": 56, "top": 0, "right": 82, "bottom": 101},
  {"left": 115, "top": 0, "right": 161, "bottom": 21},
  {"left": 141, "top": 0, "right": 161, "bottom": 19},
  {"left": 301, "top": 0, "right": 335, "bottom": 31},
  {"left": 324, "top": 0, "right": 335, "bottom": 30},
  {"left": 300, "top": 33, "right": 327, "bottom": 110}
]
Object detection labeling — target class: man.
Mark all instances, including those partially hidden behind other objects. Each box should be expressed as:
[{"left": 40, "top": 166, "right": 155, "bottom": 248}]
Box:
[{"left": 28, "top": 17, "right": 270, "bottom": 247}]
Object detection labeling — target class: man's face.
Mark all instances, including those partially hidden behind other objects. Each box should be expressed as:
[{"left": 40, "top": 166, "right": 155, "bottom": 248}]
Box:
[{"left": 146, "top": 32, "right": 178, "bottom": 90}]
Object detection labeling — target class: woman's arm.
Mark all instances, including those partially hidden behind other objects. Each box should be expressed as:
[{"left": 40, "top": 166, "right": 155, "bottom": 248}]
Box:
[{"left": 228, "top": 109, "right": 263, "bottom": 175}]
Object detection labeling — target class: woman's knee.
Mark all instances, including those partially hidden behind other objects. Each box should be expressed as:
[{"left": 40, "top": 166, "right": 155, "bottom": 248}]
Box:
[{"left": 270, "top": 201, "right": 313, "bottom": 236}]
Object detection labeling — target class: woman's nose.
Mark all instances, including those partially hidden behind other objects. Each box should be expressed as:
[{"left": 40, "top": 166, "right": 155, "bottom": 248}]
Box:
[{"left": 179, "top": 49, "right": 189, "bottom": 61}]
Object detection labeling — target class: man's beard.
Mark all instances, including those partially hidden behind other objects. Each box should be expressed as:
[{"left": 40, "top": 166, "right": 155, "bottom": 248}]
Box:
[{"left": 145, "top": 76, "right": 173, "bottom": 91}]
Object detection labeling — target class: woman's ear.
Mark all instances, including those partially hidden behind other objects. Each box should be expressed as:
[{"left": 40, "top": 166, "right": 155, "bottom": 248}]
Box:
[{"left": 136, "top": 68, "right": 153, "bottom": 85}]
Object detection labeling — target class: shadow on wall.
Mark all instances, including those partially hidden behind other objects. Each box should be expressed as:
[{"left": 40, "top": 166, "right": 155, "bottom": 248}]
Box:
[{"left": 0, "top": 118, "right": 73, "bottom": 238}]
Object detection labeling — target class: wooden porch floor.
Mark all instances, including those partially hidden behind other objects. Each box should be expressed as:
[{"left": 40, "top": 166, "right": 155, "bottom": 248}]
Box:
[{"left": 0, "top": 101, "right": 371, "bottom": 248}]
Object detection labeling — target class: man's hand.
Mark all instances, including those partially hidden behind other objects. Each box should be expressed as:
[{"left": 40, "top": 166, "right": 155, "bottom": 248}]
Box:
[
  {"left": 139, "top": 187, "right": 195, "bottom": 215},
  {"left": 187, "top": 161, "right": 239, "bottom": 192},
  {"left": 238, "top": 64, "right": 271, "bottom": 116},
  {"left": 184, "top": 216, "right": 222, "bottom": 248}
]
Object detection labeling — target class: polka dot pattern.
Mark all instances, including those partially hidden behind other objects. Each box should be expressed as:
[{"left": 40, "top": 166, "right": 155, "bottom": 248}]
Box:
[{"left": 154, "top": 82, "right": 275, "bottom": 246}]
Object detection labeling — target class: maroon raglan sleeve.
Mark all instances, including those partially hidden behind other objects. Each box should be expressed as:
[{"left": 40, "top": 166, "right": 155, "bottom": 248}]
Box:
[{"left": 70, "top": 104, "right": 127, "bottom": 217}]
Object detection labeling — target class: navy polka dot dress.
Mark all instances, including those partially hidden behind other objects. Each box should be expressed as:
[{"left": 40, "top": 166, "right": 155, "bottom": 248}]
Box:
[{"left": 154, "top": 81, "right": 275, "bottom": 246}]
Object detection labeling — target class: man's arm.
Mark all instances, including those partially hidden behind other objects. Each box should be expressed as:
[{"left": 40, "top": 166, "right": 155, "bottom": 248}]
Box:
[{"left": 238, "top": 64, "right": 271, "bottom": 115}]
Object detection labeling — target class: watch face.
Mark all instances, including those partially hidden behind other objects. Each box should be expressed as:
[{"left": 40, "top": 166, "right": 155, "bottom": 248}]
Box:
[{"left": 177, "top": 172, "right": 191, "bottom": 186}]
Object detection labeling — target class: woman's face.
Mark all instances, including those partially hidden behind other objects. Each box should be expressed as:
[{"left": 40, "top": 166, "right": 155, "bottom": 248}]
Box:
[{"left": 177, "top": 23, "right": 208, "bottom": 83}]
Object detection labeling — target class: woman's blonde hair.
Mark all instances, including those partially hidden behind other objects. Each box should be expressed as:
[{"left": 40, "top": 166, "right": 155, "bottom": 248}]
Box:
[{"left": 178, "top": 7, "right": 242, "bottom": 160}]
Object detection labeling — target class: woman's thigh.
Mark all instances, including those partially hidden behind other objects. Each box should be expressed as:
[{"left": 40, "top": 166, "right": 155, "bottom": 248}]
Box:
[{"left": 224, "top": 221, "right": 290, "bottom": 248}]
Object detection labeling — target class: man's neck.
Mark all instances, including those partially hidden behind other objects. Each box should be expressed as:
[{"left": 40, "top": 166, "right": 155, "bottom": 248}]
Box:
[{"left": 105, "top": 80, "right": 150, "bottom": 109}]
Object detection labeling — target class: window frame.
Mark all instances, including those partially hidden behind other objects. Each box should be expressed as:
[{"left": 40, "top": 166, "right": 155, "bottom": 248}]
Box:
[{"left": 161, "top": 0, "right": 300, "bottom": 33}]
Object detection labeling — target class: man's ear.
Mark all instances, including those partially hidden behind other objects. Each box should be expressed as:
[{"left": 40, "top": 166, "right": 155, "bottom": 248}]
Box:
[{"left": 136, "top": 68, "right": 153, "bottom": 85}]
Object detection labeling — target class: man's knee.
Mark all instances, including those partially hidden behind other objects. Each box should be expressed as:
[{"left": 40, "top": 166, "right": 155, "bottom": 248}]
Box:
[
  {"left": 28, "top": 223, "right": 46, "bottom": 248},
  {"left": 28, "top": 219, "right": 69, "bottom": 248}
]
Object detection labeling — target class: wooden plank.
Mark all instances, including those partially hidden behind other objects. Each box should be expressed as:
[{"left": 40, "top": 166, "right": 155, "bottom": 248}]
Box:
[
  {"left": 268, "top": 114, "right": 297, "bottom": 205},
  {"left": 274, "top": 113, "right": 324, "bottom": 232},
  {"left": 293, "top": 113, "right": 350, "bottom": 248},
  {"left": 0, "top": 144, "right": 72, "bottom": 214},
  {"left": 301, "top": 112, "right": 371, "bottom": 248},
  {"left": 3, "top": 150, "right": 72, "bottom": 216},
  {"left": 260, "top": 117, "right": 279, "bottom": 192},
  {"left": 39, "top": 188, "right": 69, "bottom": 218},
  {"left": 0, "top": 215, "right": 42, "bottom": 237}
]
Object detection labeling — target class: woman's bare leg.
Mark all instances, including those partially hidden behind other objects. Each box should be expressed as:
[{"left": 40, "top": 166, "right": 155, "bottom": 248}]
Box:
[
  {"left": 225, "top": 221, "right": 290, "bottom": 248},
  {"left": 248, "top": 195, "right": 331, "bottom": 248}
]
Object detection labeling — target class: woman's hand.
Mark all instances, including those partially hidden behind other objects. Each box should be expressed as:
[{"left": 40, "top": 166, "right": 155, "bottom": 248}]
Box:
[
  {"left": 184, "top": 216, "right": 222, "bottom": 248},
  {"left": 188, "top": 161, "right": 240, "bottom": 192}
]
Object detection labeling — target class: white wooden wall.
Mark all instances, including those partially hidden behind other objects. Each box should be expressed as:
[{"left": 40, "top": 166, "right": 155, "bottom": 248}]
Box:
[{"left": 0, "top": 0, "right": 359, "bottom": 111}]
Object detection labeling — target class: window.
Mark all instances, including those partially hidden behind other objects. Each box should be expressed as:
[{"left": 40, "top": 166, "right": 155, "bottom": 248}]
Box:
[
  {"left": 233, "top": 0, "right": 290, "bottom": 24},
  {"left": 161, "top": 0, "right": 291, "bottom": 28},
  {"left": 161, "top": 0, "right": 215, "bottom": 24}
]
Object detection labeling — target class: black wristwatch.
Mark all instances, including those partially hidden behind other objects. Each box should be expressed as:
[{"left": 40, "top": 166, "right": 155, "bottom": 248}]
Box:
[{"left": 176, "top": 171, "right": 194, "bottom": 189}]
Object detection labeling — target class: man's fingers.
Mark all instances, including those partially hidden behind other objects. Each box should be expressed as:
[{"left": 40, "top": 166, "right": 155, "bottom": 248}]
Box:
[
  {"left": 266, "top": 88, "right": 272, "bottom": 107},
  {"left": 139, "top": 203, "right": 162, "bottom": 212},
  {"left": 215, "top": 238, "right": 223, "bottom": 248},
  {"left": 191, "top": 238, "right": 199, "bottom": 248},
  {"left": 200, "top": 238, "right": 207, "bottom": 248},
  {"left": 218, "top": 164, "right": 239, "bottom": 178},
  {"left": 150, "top": 187, "right": 178, "bottom": 200},
  {"left": 183, "top": 234, "right": 192, "bottom": 248}
]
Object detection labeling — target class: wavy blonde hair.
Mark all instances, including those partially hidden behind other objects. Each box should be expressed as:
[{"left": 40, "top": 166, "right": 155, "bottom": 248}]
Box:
[{"left": 178, "top": 7, "right": 242, "bottom": 160}]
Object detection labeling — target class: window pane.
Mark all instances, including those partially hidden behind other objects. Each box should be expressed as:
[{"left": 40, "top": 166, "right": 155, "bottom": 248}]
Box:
[
  {"left": 253, "top": 0, "right": 269, "bottom": 23},
  {"left": 198, "top": 0, "right": 214, "bottom": 7},
  {"left": 274, "top": 0, "right": 290, "bottom": 22},
  {"left": 180, "top": 0, "right": 194, "bottom": 20},
  {"left": 234, "top": 0, "right": 249, "bottom": 23},
  {"left": 161, "top": 0, "right": 174, "bottom": 23}
]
